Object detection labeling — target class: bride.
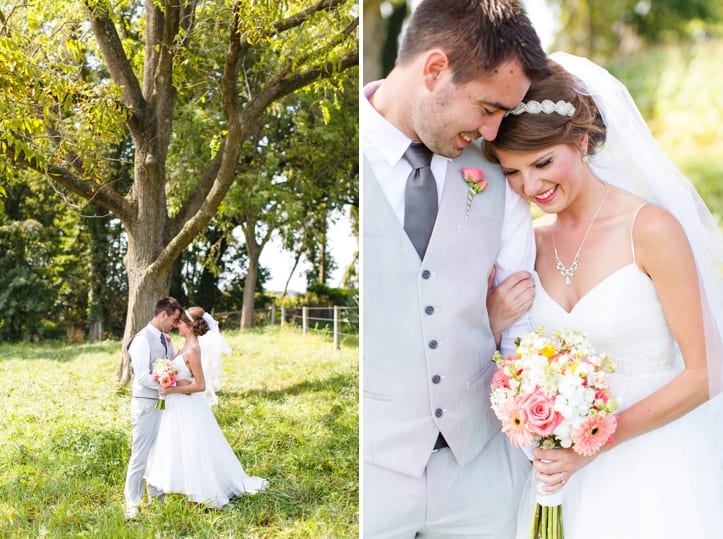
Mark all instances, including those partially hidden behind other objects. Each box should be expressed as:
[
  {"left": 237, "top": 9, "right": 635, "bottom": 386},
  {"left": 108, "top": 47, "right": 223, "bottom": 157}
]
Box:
[
  {"left": 483, "top": 53, "right": 723, "bottom": 537},
  {"left": 144, "top": 306, "right": 268, "bottom": 508}
]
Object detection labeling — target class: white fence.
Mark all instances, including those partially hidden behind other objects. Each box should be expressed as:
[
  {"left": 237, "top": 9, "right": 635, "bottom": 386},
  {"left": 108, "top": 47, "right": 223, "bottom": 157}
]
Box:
[{"left": 215, "top": 305, "right": 358, "bottom": 350}]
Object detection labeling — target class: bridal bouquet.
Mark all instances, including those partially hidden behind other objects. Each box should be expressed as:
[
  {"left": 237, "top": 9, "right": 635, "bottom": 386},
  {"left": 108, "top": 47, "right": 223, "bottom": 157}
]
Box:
[
  {"left": 151, "top": 358, "right": 177, "bottom": 410},
  {"left": 490, "top": 327, "right": 619, "bottom": 539}
]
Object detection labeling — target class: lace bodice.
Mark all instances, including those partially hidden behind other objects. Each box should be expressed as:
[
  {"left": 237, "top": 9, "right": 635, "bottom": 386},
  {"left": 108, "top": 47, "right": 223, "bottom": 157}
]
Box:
[{"left": 531, "top": 264, "right": 680, "bottom": 376}]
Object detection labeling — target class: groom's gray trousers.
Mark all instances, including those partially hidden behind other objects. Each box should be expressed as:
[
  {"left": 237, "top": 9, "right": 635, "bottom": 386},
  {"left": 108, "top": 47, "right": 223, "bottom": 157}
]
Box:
[{"left": 124, "top": 397, "right": 162, "bottom": 508}]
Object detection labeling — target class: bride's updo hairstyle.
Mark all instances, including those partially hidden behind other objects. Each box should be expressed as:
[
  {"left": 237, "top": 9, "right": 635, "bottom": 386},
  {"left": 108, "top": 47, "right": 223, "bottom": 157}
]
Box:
[
  {"left": 180, "top": 306, "right": 210, "bottom": 337},
  {"left": 483, "top": 60, "right": 607, "bottom": 163}
]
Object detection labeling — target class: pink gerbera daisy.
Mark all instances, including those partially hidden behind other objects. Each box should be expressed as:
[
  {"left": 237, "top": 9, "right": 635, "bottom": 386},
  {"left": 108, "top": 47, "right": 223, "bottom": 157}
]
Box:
[
  {"left": 572, "top": 414, "right": 618, "bottom": 456},
  {"left": 499, "top": 398, "right": 533, "bottom": 448}
]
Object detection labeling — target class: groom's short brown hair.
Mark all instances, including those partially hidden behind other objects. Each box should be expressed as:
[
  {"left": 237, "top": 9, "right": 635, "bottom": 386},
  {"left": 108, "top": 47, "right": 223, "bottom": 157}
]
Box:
[
  {"left": 154, "top": 297, "right": 182, "bottom": 317},
  {"left": 396, "top": 0, "right": 550, "bottom": 84}
]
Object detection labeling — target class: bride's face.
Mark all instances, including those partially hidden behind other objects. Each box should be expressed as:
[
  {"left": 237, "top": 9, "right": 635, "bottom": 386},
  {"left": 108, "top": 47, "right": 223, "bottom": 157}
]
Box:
[
  {"left": 496, "top": 143, "right": 585, "bottom": 213},
  {"left": 178, "top": 320, "right": 192, "bottom": 338}
]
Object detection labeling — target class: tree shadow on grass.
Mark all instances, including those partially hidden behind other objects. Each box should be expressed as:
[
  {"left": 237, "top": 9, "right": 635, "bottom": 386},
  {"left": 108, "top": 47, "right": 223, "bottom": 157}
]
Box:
[
  {"left": 0, "top": 340, "right": 119, "bottom": 363},
  {"left": 212, "top": 372, "right": 359, "bottom": 529},
  {"left": 217, "top": 372, "right": 355, "bottom": 403}
]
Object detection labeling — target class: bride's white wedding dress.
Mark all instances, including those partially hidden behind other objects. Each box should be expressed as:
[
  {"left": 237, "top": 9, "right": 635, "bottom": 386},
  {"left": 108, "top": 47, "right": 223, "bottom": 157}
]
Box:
[
  {"left": 514, "top": 264, "right": 723, "bottom": 538},
  {"left": 144, "top": 354, "right": 268, "bottom": 508}
]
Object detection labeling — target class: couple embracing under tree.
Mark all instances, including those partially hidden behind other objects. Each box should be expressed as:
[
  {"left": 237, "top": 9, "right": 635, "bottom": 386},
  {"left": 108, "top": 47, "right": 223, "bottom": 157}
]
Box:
[{"left": 123, "top": 297, "right": 267, "bottom": 519}]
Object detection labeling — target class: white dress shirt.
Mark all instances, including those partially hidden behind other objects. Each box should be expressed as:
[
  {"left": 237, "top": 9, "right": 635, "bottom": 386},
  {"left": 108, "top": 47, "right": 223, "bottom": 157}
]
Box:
[{"left": 361, "top": 82, "right": 534, "bottom": 356}]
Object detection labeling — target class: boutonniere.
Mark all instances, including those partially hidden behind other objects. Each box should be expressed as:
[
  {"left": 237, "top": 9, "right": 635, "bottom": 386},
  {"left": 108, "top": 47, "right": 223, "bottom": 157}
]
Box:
[{"left": 461, "top": 167, "right": 488, "bottom": 218}]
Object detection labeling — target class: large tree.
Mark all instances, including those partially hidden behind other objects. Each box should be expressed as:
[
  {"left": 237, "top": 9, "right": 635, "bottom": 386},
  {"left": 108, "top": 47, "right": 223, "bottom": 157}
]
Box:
[{"left": 0, "top": 1, "right": 357, "bottom": 383}]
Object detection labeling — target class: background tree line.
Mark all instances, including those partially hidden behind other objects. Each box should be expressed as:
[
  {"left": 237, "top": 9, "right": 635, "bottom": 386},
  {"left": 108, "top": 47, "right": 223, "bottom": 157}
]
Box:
[{"left": 0, "top": 1, "right": 359, "bottom": 367}]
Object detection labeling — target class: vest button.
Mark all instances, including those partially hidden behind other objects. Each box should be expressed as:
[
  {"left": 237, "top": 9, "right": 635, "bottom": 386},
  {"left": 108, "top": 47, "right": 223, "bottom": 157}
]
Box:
[
  {"left": 421, "top": 269, "right": 431, "bottom": 279},
  {"left": 435, "top": 408, "right": 443, "bottom": 418},
  {"left": 432, "top": 374, "right": 441, "bottom": 384},
  {"left": 429, "top": 340, "right": 438, "bottom": 349},
  {"left": 425, "top": 305, "right": 434, "bottom": 315}
]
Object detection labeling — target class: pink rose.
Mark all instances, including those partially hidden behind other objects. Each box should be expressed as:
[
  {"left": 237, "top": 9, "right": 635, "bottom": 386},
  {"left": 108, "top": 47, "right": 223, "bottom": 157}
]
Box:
[
  {"left": 492, "top": 368, "right": 511, "bottom": 389},
  {"left": 521, "top": 391, "right": 563, "bottom": 437},
  {"left": 594, "top": 389, "right": 609, "bottom": 403},
  {"left": 461, "top": 167, "right": 488, "bottom": 192},
  {"left": 461, "top": 167, "right": 488, "bottom": 218}
]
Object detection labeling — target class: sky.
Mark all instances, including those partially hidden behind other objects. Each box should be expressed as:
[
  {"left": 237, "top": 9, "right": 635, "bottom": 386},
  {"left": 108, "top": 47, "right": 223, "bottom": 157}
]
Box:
[
  {"left": 259, "top": 208, "right": 357, "bottom": 293},
  {"left": 261, "top": 1, "right": 554, "bottom": 293},
  {"left": 523, "top": 0, "right": 556, "bottom": 50}
]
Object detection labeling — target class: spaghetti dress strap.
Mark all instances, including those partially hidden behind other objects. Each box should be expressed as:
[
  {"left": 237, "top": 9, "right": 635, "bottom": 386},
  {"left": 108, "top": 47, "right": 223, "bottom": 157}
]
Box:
[{"left": 630, "top": 202, "right": 648, "bottom": 267}]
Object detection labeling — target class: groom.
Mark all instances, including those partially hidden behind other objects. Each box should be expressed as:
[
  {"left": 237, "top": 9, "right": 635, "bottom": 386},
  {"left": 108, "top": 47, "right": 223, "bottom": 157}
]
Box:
[
  {"left": 123, "top": 296, "right": 183, "bottom": 519},
  {"left": 362, "top": 0, "right": 549, "bottom": 537}
]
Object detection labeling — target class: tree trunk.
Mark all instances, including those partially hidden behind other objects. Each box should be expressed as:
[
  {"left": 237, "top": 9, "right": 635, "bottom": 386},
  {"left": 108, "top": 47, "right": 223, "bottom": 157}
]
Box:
[
  {"left": 240, "top": 226, "right": 261, "bottom": 329},
  {"left": 117, "top": 262, "right": 173, "bottom": 384},
  {"left": 117, "top": 148, "right": 174, "bottom": 384},
  {"left": 319, "top": 234, "right": 327, "bottom": 285},
  {"left": 89, "top": 318, "right": 104, "bottom": 342},
  {"left": 283, "top": 250, "right": 304, "bottom": 299},
  {"left": 363, "top": 0, "right": 384, "bottom": 85}
]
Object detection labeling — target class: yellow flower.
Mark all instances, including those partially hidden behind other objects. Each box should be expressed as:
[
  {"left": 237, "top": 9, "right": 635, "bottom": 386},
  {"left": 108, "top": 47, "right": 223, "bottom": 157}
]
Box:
[{"left": 540, "top": 344, "right": 556, "bottom": 358}]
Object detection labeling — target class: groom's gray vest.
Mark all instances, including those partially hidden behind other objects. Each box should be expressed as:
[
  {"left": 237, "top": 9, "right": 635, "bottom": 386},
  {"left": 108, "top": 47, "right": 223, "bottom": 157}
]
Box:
[
  {"left": 363, "top": 142, "right": 506, "bottom": 477},
  {"left": 130, "top": 325, "right": 171, "bottom": 399}
]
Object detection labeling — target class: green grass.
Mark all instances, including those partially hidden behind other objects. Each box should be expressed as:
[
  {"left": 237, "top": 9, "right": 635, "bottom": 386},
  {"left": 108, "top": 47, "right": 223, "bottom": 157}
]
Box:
[{"left": 0, "top": 326, "right": 358, "bottom": 538}]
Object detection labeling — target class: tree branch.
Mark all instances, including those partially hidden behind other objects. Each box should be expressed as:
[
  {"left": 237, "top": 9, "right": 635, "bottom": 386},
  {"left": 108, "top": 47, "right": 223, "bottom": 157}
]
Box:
[
  {"left": 273, "top": 0, "right": 350, "bottom": 34},
  {"left": 247, "top": 49, "right": 358, "bottom": 118},
  {"left": 2, "top": 138, "right": 132, "bottom": 220},
  {"left": 168, "top": 4, "right": 245, "bottom": 237},
  {"left": 83, "top": 1, "right": 146, "bottom": 130},
  {"left": 168, "top": 3, "right": 357, "bottom": 250}
]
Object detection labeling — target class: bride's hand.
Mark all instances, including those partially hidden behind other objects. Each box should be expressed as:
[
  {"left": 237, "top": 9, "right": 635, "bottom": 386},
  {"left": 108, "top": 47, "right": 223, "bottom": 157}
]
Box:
[
  {"left": 532, "top": 447, "right": 595, "bottom": 493},
  {"left": 486, "top": 268, "right": 535, "bottom": 341}
]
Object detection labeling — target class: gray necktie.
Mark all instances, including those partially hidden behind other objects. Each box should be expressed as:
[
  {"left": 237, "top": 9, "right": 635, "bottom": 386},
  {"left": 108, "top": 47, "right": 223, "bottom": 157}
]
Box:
[
  {"left": 160, "top": 333, "right": 168, "bottom": 355},
  {"left": 403, "top": 142, "right": 438, "bottom": 259}
]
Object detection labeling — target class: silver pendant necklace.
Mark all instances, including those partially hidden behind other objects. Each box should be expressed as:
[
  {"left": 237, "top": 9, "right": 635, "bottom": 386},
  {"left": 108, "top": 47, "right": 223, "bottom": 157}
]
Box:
[{"left": 551, "top": 182, "right": 609, "bottom": 286}]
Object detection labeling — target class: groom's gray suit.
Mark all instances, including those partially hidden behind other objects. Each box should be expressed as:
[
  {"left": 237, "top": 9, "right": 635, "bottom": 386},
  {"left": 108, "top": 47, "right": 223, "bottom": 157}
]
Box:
[
  {"left": 123, "top": 323, "right": 174, "bottom": 511},
  {"left": 362, "top": 140, "right": 531, "bottom": 537}
]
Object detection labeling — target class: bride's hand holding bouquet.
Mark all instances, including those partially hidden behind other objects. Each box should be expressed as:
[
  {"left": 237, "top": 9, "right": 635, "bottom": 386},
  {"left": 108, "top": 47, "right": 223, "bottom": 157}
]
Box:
[
  {"left": 490, "top": 327, "right": 619, "bottom": 539},
  {"left": 151, "top": 358, "right": 177, "bottom": 410}
]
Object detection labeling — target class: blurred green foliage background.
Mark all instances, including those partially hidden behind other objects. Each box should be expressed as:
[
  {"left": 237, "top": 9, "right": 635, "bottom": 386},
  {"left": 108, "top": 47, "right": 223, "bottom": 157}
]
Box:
[{"left": 609, "top": 41, "right": 722, "bottom": 222}]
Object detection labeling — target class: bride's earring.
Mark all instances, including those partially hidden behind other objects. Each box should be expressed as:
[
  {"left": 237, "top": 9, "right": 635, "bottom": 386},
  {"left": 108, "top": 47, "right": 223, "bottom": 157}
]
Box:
[{"left": 582, "top": 154, "right": 590, "bottom": 163}]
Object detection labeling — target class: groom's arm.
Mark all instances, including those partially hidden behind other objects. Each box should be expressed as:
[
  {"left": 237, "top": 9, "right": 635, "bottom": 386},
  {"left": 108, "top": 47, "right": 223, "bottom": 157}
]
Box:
[
  {"left": 490, "top": 183, "right": 536, "bottom": 357},
  {"left": 487, "top": 268, "right": 534, "bottom": 349},
  {"left": 128, "top": 337, "right": 160, "bottom": 390}
]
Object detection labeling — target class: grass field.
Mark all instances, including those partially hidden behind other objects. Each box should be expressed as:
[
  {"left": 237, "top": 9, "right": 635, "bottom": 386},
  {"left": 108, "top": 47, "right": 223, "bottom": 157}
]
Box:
[{"left": 0, "top": 327, "right": 358, "bottom": 538}]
